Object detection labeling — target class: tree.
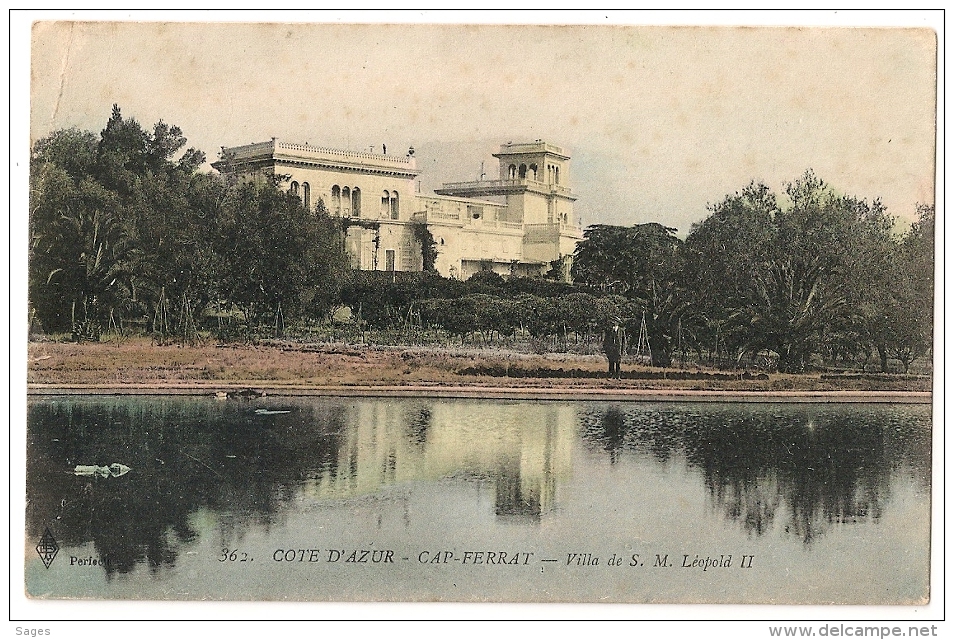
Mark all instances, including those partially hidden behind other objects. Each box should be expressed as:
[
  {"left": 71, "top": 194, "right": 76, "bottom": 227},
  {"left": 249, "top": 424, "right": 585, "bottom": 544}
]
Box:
[
  {"left": 30, "top": 106, "right": 216, "bottom": 340},
  {"left": 304, "top": 197, "right": 352, "bottom": 321},
  {"left": 216, "top": 177, "right": 349, "bottom": 333},
  {"left": 95, "top": 106, "right": 214, "bottom": 339},
  {"left": 410, "top": 220, "right": 438, "bottom": 273},
  {"left": 682, "top": 181, "right": 777, "bottom": 364},
  {"left": 684, "top": 171, "right": 905, "bottom": 373},
  {"left": 559, "top": 292, "right": 601, "bottom": 341},
  {"left": 429, "top": 296, "right": 479, "bottom": 344},
  {"left": 834, "top": 196, "right": 897, "bottom": 372},
  {"left": 883, "top": 204, "right": 934, "bottom": 372},
  {"left": 30, "top": 128, "right": 134, "bottom": 337},
  {"left": 465, "top": 269, "right": 506, "bottom": 293},
  {"left": 30, "top": 105, "right": 355, "bottom": 342},
  {"left": 515, "top": 294, "right": 559, "bottom": 341},
  {"left": 572, "top": 223, "right": 684, "bottom": 366},
  {"left": 752, "top": 173, "right": 897, "bottom": 372}
]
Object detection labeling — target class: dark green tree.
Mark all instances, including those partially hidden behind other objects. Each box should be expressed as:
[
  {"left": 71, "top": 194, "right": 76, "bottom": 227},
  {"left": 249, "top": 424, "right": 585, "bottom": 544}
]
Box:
[
  {"left": 410, "top": 220, "right": 439, "bottom": 273},
  {"left": 749, "top": 173, "right": 899, "bottom": 372},
  {"left": 30, "top": 127, "right": 133, "bottom": 337},
  {"left": 681, "top": 181, "right": 777, "bottom": 364},
  {"left": 216, "top": 177, "right": 349, "bottom": 333},
  {"left": 882, "top": 204, "right": 934, "bottom": 372},
  {"left": 30, "top": 106, "right": 215, "bottom": 340},
  {"left": 684, "top": 171, "right": 906, "bottom": 373},
  {"left": 571, "top": 223, "right": 684, "bottom": 366},
  {"left": 95, "top": 106, "right": 213, "bottom": 339}
]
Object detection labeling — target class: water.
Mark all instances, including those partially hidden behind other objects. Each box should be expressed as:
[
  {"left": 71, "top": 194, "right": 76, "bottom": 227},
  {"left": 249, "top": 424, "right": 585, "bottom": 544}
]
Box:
[{"left": 25, "top": 395, "right": 931, "bottom": 604}]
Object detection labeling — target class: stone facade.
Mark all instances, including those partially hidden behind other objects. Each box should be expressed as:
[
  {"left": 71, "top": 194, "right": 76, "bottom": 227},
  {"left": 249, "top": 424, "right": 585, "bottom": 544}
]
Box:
[{"left": 212, "top": 139, "right": 582, "bottom": 279}]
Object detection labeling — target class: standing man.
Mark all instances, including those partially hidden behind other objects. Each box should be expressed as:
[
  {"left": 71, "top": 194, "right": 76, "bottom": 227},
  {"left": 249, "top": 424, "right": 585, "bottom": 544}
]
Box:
[{"left": 602, "top": 320, "right": 625, "bottom": 379}]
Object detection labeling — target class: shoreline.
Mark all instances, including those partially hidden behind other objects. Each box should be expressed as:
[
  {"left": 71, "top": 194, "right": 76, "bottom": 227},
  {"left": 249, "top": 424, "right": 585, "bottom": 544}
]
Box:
[
  {"left": 27, "top": 340, "right": 933, "bottom": 403},
  {"left": 26, "top": 383, "right": 932, "bottom": 403}
]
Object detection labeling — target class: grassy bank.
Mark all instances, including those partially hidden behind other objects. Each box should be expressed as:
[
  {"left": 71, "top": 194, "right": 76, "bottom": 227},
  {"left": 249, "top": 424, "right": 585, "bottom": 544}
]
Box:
[{"left": 26, "top": 339, "right": 932, "bottom": 393}]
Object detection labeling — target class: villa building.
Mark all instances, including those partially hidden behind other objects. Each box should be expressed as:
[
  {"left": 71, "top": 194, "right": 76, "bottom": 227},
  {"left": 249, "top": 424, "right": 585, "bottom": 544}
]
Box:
[{"left": 211, "top": 139, "right": 582, "bottom": 280}]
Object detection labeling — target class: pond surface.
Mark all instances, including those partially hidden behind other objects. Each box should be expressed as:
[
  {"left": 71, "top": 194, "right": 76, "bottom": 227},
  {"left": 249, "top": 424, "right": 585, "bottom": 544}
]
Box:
[{"left": 25, "top": 396, "right": 931, "bottom": 603}]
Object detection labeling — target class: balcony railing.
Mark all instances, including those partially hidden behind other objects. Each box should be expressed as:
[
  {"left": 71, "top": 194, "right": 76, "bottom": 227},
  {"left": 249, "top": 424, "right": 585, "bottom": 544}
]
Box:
[
  {"left": 497, "top": 142, "right": 568, "bottom": 156},
  {"left": 438, "top": 179, "right": 573, "bottom": 196},
  {"left": 470, "top": 219, "right": 523, "bottom": 231},
  {"left": 276, "top": 141, "right": 414, "bottom": 166},
  {"left": 413, "top": 209, "right": 461, "bottom": 222},
  {"left": 413, "top": 210, "right": 525, "bottom": 231},
  {"left": 439, "top": 179, "right": 527, "bottom": 191},
  {"left": 524, "top": 222, "right": 582, "bottom": 234},
  {"left": 221, "top": 139, "right": 417, "bottom": 171}
]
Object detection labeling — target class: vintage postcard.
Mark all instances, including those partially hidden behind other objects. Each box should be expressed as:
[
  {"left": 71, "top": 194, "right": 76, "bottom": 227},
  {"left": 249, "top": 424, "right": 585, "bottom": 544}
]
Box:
[{"left": 15, "top": 10, "right": 941, "bottom": 623}]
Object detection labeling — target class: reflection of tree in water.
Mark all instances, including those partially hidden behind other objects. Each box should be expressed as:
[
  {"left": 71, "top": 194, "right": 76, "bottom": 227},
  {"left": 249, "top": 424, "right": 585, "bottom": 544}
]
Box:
[
  {"left": 28, "top": 397, "right": 930, "bottom": 574},
  {"left": 579, "top": 405, "right": 931, "bottom": 544},
  {"left": 684, "top": 412, "right": 895, "bottom": 544},
  {"left": 27, "top": 398, "right": 347, "bottom": 576},
  {"left": 403, "top": 406, "right": 431, "bottom": 448},
  {"left": 596, "top": 407, "right": 626, "bottom": 464},
  {"left": 580, "top": 406, "right": 682, "bottom": 466}
]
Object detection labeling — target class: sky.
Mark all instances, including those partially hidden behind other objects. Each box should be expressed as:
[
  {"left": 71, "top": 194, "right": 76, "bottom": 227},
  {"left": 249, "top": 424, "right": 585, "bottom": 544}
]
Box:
[{"left": 23, "top": 12, "right": 939, "bottom": 234}]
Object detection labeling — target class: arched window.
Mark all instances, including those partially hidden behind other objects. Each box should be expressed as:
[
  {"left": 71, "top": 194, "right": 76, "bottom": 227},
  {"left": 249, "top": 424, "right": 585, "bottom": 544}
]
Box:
[
  {"left": 390, "top": 191, "right": 399, "bottom": 220},
  {"left": 508, "top": 164, "right": 517, "bottom": 179},
  {"left": 331, "top": 185, "right": 341, "bottom": 215},
  {"left": 352, "top": 187, "right": 361, "bottom": 218},
  {"left": 529, "top": 164, "right": 538, "bottom": 180},
  {"left": 555, "top": 166, "right": 560, "bottom": 184},
  {"left": 290, "top": 181, "right": 300, "bottom": 196},
  {"left": 302, "top": 183, "right": 310, "bottom": 210},
  {"left": 342, "top": 187, "right": 351, "bottom": 217},
  {"left": 518, "top": 164, "right": 527, "bottom": 179},
  {"left": 381, "top": 190, "right": 390, "bottom": 218}
]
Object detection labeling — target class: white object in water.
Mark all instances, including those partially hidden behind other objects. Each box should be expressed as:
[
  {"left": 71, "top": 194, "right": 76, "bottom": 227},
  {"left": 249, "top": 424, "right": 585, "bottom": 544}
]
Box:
[{"left": 74, "top": 463, "right": 131, "bottom": 478}]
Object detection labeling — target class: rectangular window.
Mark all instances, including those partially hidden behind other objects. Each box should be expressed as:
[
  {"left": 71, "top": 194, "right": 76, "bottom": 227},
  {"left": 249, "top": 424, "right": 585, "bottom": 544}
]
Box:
[{"left": 385, "top": 249, "right": 396, "bottom": 272}]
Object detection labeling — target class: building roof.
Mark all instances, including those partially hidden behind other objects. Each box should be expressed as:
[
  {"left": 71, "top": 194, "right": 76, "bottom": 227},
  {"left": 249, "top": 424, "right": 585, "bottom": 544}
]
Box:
[{"left": 213, "top": 138, "right": 420, "bottom": 179}]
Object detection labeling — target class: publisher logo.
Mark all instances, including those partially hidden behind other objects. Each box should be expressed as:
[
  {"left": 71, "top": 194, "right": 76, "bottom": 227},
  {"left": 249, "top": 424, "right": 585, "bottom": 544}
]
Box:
[{"left": 36, "top": 528, "right": 59, "bottom": 569}]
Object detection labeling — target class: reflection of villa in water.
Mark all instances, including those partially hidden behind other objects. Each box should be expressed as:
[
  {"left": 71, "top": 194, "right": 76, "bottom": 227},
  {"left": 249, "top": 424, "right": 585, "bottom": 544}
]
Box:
[
  {"left": 302, "top": 401, "right": 575, "bottom": 521},
  {"left": 25, "top": 397, "right": 931, "bottom": 599}
]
